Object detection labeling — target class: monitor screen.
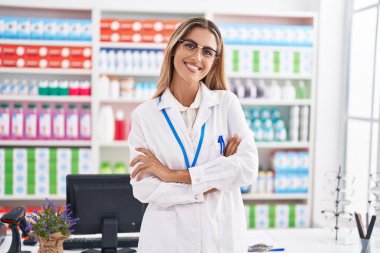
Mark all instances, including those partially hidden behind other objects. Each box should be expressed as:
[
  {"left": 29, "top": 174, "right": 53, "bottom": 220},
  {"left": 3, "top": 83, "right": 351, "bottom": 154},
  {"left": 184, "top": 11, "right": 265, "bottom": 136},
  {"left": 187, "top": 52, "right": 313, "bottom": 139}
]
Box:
[{"left": 66, "top": 174, "right": 146, "bottom": 235}]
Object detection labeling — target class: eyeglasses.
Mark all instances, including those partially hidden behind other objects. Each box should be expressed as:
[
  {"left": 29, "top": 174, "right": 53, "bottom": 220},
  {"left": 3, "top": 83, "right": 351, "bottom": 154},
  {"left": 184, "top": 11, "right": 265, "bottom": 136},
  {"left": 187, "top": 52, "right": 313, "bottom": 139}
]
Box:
[{"left": 178, "top": 38, "right": 219, "bottom": 62}]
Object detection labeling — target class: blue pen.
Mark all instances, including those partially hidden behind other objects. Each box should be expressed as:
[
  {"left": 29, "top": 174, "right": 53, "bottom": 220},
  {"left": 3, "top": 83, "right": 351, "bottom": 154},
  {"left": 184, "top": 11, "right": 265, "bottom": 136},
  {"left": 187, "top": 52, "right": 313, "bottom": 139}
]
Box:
[
  {"left": 218, "top": 135, "right": 225, "bottom": 155},
  {"left": 248, "top": 249, "right": 285, "bottom": 252}
]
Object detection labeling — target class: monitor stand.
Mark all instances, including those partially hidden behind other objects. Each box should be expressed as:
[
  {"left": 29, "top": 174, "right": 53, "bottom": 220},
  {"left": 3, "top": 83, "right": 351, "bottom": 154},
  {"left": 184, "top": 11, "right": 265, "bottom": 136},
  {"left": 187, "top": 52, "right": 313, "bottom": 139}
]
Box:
[{"left": 82, "top": 217, "right": 136, "bottom": 253}]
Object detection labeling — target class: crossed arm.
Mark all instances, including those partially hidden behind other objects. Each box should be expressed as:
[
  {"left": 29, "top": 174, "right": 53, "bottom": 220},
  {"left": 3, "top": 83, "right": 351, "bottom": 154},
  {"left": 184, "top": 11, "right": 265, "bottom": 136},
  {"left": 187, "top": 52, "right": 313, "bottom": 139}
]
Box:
[{"left": 130, "top": 134, "right": 242, "bottom": 186}]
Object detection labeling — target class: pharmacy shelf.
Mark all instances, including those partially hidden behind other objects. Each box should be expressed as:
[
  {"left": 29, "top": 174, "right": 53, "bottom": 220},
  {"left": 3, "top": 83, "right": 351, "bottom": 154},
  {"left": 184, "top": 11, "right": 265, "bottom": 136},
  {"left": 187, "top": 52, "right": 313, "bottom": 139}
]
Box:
[
  {"left": 99, "top": 98, "right": 147, "bottom": 104},
  {"left": 241, "top": 193, "right": 308, "bottom": 201},
  {"left": 100, "top": 71, "right": 159, "bottom": 77},
  {"left": 0, "top": 195, "right": 66, "bottom": 201},
  {"left": 0, "top": 39, "right": 92, "bottom": 47},
  {"left": 227, "top": 72, "right": 312, "bottom": 80},
  {"left": 98, "top": 141, "right": 309, "bottom": 149},
  {"left": 99, "top": 141, "right": 129, "bottom": 148},
  {"left": 100, "top": 42, "right": 166, "bottom": 50},
  {"left": 0, "top": 140, "right": 92, "bottom": 147},
  {"left": 0, "top": 68, "right": 92, "bottom": 75},
  {"left": 256, "top": 142, "right": 309, "bottom": 149},
  {"left": 0, "top": 95, "right": 92, "bottom": 103},
  {"left": 239, "top": 98, "right": 311, "bottom": 106}
]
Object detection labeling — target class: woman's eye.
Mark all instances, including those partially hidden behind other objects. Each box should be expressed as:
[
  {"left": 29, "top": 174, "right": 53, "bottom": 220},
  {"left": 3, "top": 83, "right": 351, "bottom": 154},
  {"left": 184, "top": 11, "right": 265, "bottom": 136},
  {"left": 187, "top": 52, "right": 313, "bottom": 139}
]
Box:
[
  {"left": 184, "top": 42, "right": 196, "bottom": 49},
  {"left": 203, "top": 49, "right": 213, "bottom": 56}
]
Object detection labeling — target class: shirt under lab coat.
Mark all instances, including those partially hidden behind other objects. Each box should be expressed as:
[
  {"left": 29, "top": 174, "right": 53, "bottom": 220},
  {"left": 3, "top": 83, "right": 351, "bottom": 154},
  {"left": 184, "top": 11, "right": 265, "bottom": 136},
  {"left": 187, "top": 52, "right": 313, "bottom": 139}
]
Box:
[{"left": 128, "top": 82, "right": 259, "bottom": 253}]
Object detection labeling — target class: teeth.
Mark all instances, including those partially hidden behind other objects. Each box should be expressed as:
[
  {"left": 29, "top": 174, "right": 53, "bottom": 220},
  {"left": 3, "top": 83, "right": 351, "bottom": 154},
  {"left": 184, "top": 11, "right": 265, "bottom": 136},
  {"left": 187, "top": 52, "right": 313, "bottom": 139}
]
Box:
[{"left": 186, "top": 63, "right": 199, "bottom": 71}]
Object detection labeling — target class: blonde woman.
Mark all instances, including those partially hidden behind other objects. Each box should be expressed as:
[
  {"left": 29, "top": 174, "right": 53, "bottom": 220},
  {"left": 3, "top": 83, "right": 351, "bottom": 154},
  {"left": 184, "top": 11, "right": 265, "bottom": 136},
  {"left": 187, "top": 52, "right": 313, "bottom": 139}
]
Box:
[{"left": 128, "top": 17, "right": 258, "bottom": 253}]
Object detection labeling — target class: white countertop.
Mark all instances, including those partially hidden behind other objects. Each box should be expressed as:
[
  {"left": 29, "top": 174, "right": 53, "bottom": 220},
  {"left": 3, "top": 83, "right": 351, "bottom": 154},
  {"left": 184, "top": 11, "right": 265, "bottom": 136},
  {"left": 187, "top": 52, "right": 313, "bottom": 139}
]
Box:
[{"left": 0, "top": 228, "right": 372, "bottom": 252}]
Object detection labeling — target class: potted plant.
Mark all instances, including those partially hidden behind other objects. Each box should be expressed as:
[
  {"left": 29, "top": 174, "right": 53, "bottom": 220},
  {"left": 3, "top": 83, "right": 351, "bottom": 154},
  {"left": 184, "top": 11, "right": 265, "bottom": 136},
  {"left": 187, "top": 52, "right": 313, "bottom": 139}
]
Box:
[{"left": 27, "top": 198, "right": 79, "bottom": 253}]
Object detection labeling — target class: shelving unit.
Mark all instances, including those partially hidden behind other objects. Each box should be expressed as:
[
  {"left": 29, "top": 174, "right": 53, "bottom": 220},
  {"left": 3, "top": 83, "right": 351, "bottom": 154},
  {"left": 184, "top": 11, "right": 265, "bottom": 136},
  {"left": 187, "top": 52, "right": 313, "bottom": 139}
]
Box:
[
  {"left": 0, "top": 95, "right": 92, "bottom": 103},
  {"left": 0, "top": 2, "right": 318, "bottom": 228},
  {"left": 0, "top": 68, "right": 92, "bottom": 75},
  {"left": 0, "top": 39, "right": 92, "bottom": 47}
]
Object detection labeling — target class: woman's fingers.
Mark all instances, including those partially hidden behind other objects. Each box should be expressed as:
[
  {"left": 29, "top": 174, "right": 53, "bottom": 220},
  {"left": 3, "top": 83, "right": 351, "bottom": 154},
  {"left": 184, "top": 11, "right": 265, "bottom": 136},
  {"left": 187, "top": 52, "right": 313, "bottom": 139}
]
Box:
[
  {"left": 136, "top": 148, "right": 156, "bottom": 158},
  {"left": 224, "top": 135, "right": 238, "bottom": 156},
  {"left": 229, "top": 137, "right": 241, "bottom": 155},
  {"left": 130, "top": 155, "right": 147, "bottom": 167},
  {"left": 131, "top": 163, "right": 148, "bottom": 179}
]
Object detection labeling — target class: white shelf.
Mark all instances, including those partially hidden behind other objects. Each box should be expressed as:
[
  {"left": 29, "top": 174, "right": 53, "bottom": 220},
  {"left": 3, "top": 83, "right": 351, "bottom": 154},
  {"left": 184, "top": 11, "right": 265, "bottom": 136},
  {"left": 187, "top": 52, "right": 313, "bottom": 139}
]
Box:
[
  {"left": 99, "top": 98, "right": 147, "bottom": 104},
  {"left": 239, "top": 98, "right": 311, "bottom": 106},
  {"left": 99, "top": 141, "right": 129, "bottom": 148},
  {"left": 242, "top": 193, "right": 308, "bottom": 201},
  {"left": 0, "top": 68, "right": 92, "bottom": 75},
  {"left": 98, "top": 141, "right": 309, "bottom": 149},
  {"left": 0, "top": 95, "right": 91, "bottom": 103},
  {"left": 227, "top": 72, "right": 312, "bottom": 80},
  {"left": 0, "top": 39, "right": 92, "bottom": 47},
  {"left": 0, "top": 195, "right": 66, "bottom": 201},
  {"left": 256, "top": 142, "right": 309, "bottom": 149},
  {"left": 100, "top": 71, "right": 159, "bottom": 77},
  {"left": 0, "top": 140, "right": 92, "bottom": 147},
  {"left": 100, "top": 42, "right": 166, "bottom": 50}
]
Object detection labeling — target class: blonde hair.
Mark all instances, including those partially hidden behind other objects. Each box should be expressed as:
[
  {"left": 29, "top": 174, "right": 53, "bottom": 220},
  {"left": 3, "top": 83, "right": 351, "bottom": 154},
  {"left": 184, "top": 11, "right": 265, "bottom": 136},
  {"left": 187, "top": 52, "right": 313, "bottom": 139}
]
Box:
[{"left": 153, "top": 17, "right": 228, "bottom": 98}]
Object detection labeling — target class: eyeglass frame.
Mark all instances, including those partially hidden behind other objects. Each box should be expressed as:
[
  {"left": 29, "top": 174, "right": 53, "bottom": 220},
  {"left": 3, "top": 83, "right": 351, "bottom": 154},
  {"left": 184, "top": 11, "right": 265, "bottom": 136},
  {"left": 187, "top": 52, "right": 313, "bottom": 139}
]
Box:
[{"left": 177, "top": 38, "right": 220, "bottom": 60}]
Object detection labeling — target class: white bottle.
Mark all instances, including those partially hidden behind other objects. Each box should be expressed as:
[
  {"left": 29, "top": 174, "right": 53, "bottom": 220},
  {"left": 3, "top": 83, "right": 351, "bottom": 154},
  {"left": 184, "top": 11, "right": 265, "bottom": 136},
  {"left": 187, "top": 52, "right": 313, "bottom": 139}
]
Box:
[
  {"left": 267, "top": 80, "right": 281, "bottom": 99},
  {"left": 256, "top": 80, "right": 267, "bottom": 98},
  {"left": 235, "top": 79, "right": 245, "bottom": 98},
  {"left": 98, "top": 106, "right": 114, "bottom": 142},
  {"left": 99, "top": 75, "right": 110, "bottom": 99},
  {"left": 282, "top": 80, "right": 296, "bottom": 100},
  {"left": 110, "top": 78, "right": 120, "bottom": 99},
  {"left": 289, "top": 106, "right": 300, "bottom": 142}
]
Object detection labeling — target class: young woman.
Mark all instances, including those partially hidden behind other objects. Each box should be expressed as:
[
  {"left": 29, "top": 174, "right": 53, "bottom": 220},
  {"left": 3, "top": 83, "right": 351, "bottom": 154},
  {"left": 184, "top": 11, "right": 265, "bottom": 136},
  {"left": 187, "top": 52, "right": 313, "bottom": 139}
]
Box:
[{"left": 128, "top": 17, "right": 258, "bottom": 253}]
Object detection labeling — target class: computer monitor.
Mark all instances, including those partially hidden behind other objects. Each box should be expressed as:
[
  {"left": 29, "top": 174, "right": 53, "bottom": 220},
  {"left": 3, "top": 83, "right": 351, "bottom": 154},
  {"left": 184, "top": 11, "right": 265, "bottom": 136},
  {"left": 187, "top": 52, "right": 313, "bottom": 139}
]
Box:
[{"left": 66, "top": 174, "right": 146, "bottom": 252}]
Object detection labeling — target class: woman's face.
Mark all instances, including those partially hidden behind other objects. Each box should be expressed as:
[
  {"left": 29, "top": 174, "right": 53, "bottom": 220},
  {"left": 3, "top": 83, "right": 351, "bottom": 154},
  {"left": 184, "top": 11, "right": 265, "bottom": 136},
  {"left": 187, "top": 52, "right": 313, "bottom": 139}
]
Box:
[{"left": 172, "top": 27, "right": 218, "bottom": 86}]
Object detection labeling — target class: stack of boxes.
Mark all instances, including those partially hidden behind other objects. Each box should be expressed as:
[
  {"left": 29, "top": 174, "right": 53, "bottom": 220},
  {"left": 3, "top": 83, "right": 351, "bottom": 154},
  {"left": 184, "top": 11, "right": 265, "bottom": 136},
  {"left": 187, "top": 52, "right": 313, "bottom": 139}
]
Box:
[
  {"left": 273, "top": 151, "right": 309, "bottom": 194},
  {"left": 0, "top": 44, "right": 92, "bottom": 69},
  {"left": 245, "top": 204, "right": 309, "bottom": 229},
  {"left": 100, "top": 19, "right": 181, "bottom": 43},
  {"left": 225, "top": 46, "right": 312, "bottom": 76},
  {"left": 0, "top": 17, "right": 92, "bottom": 41},
  {"left": 0, "top": 147, "right": 92, "bottom": 197}
]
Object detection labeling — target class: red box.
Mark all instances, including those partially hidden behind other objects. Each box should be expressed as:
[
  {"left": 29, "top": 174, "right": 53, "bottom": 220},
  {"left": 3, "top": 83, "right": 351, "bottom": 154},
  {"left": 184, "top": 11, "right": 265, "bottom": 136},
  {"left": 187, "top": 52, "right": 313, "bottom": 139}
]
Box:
[
  {"left": 142, "top": 20, "right": 164, "bottom": 32},
  {"left": 70, "top": 47, "right": 92, "bottom": 58},
  {"left": 2, "top": 56, "right": 25, "bottom": 68},
  {"left": 141, "top": 30, "right": 165, "bottom": 43},
  {"left": 25, "top": 58, "right": 40, "bottom": 68},
  {"left": 163, "top": 29, "right": 175, "bottom": 43},
  {"left": 2, "top": 45, "right": 18, "bottom": 56},
  {"left": 101, "top": 19, "right": 120, "bottom": 31},
  {"left": 120, "top": 19, "right": 140, "bottom": 31},
  {"left": 25, "top": 46, "right": 39, "bottom": 57},
  {"left": 70, "top": 59, "right": 92, "bottom": 69},
  {"left": 47, "top": 59, "right": 70, "bottom": 69},
  {"left": 163, "top": 20, "right": 182, "bottom": 31},
  {"left": 100, "top": 29, "right": 120, "bottom": 42}
]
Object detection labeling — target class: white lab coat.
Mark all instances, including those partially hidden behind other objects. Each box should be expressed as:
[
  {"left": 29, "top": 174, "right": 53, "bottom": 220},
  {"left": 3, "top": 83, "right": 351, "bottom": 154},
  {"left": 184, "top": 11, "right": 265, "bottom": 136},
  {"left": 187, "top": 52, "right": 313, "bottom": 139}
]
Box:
[{"left": 128, "top": 82, "right": 259, "bottom": 253}]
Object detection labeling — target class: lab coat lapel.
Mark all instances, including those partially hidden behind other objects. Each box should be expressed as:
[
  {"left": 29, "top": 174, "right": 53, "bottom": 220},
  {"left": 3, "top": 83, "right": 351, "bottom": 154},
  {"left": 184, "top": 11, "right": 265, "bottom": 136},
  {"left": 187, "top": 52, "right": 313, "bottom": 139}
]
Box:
[
  {"left": 191, "top": 83, "right": 220, "bottom": 142},
  {"left": 157, "top": 88, "right": 194, "bottom": 153}
]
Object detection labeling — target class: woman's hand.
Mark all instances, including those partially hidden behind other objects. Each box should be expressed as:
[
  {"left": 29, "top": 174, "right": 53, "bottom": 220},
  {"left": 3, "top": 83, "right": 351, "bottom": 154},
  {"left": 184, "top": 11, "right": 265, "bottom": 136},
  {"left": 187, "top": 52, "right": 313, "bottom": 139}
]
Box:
[
  {"left": 224, "top": 134, "right": 241, "bottom": 156},
  {"left": 130, "top": 148, "right": 174, "bottom": 182},
  {"left": 206, "top": 135, "right": 241, "bottom": 195}
]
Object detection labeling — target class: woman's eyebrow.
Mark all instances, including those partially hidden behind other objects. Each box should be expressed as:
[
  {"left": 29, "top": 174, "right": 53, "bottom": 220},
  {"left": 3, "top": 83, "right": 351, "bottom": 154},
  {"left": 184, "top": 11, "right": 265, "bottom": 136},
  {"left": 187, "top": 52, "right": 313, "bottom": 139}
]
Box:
[{"left": 183, "top": 38, "right": 217, "bottom": 50}]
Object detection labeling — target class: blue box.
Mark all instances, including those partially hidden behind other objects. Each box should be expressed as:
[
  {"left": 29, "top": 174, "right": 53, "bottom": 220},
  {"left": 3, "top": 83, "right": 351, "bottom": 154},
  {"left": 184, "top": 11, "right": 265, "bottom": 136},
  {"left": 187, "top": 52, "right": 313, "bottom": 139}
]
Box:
[{"left": 30, "top": 18, "right": 44, "bottom": 40}]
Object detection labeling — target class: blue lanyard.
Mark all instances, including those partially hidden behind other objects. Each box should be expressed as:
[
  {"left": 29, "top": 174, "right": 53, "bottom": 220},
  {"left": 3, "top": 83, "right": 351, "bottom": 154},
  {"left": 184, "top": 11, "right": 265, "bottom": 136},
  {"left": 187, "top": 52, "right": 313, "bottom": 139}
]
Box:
[{"left": 159, "top": 96, "right": 205, "bottom": 169}]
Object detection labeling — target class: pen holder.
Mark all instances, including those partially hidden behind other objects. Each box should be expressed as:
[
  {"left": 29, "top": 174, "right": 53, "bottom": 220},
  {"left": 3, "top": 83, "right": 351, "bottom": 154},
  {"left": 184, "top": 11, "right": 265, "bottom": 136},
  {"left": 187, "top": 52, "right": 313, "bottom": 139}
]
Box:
[{"left": 361, "top": 238, "right": 371, "bottom": 253}]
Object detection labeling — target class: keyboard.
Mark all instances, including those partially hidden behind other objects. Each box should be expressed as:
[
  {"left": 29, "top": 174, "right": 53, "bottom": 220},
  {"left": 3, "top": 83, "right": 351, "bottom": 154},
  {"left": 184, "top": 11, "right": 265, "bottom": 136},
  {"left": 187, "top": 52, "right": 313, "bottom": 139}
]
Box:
[{"left": 63, "top": 236, "right": 139, "bottom": 251}]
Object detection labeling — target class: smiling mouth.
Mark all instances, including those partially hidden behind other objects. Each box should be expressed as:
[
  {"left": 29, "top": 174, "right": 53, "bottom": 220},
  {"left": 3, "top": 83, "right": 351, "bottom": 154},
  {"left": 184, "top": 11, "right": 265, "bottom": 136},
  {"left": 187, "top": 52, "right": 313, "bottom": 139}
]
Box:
[{"left": 184, "top": 62, "right": 201, "bottom": 73}]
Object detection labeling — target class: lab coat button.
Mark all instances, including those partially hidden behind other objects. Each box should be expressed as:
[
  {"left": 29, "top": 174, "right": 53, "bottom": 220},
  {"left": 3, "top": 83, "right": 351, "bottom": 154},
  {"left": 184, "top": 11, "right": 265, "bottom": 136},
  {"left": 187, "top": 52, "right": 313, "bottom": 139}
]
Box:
[{"left": 195, "top": 194, "right": 200, "bottom": 200}]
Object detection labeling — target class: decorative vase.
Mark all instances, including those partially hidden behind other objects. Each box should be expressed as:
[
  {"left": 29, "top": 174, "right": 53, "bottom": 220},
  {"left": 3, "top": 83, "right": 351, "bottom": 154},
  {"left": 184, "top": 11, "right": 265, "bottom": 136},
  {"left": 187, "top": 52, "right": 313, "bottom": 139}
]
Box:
[{"left": 37, "top": 232, "right": 69, "bottom": 253}]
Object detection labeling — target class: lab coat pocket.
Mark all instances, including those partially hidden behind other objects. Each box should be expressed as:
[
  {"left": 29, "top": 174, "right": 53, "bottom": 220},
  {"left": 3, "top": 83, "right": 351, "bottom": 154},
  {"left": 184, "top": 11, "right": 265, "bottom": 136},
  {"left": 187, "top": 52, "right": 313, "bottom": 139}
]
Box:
[{"left": 139, "top": 210, "right": 176, "bottom": 253}]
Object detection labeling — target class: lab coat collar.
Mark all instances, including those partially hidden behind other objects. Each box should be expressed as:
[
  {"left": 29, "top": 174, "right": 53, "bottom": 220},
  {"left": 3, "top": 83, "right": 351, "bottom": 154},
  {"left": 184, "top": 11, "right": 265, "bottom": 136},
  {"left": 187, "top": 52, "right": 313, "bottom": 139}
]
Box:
[{"left": 157, "top": 82, "right": 220, "bottom": 110}]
